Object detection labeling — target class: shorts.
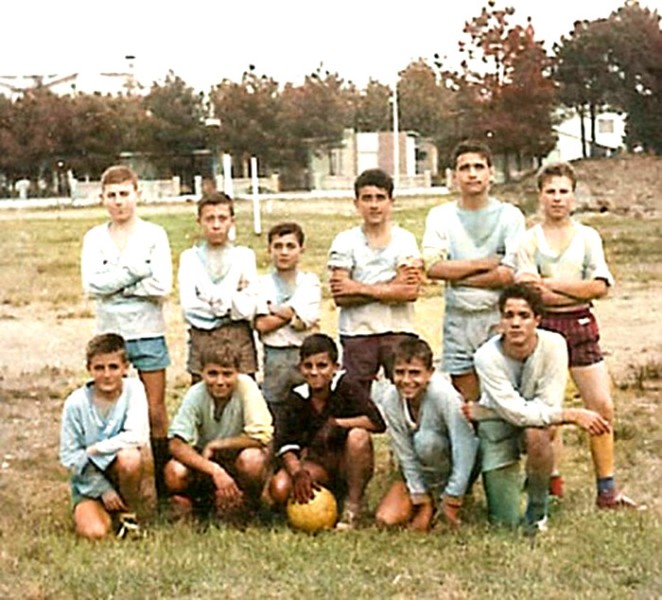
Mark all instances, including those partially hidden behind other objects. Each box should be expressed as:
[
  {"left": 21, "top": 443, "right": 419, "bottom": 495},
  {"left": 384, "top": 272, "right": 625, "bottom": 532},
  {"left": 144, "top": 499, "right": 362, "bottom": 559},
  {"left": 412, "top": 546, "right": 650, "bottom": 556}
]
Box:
[
  {"left": 442, "top": 308, "right": 500, "bottom": 375},
  {"left": 540, "top": 309, "right": 603, "bottom": 368},
  {"left": 477, "top": 420, "right": 524, "bottom": 472},
  {"left": 187, "top": 322, "right": 257, "bottom": 375},
  {"left": 262, "top": 346, "right": 303, "bottom": 404},
  {"left": 125, "top": 336, "right": 170, "bottom": 371},
  {"left": 340, "top": 332, "right": 417, "bottom": 392}
]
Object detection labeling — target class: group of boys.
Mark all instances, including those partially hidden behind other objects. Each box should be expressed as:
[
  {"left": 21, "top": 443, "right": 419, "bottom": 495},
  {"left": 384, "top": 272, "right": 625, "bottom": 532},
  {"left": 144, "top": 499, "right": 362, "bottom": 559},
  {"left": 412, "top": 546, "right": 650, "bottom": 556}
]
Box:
[{"left": 60, "top": 140, "right": 635, "bottom": 540}]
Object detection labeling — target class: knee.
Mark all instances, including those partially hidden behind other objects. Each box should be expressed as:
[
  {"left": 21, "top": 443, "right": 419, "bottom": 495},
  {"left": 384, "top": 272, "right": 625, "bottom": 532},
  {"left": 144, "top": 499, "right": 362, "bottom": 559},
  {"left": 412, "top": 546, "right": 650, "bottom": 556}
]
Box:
[
  {"left": 525, "top": 429, "right": 552, "bottom": 460},
  {"left": 345, "top": 428, "right": 372, "bottom": 455},
  {"left": 115, "top": 447, "right": 142, "bottom": 476},
  {"left": 235, "top": 448, "right": 269, "bottom": 481},
  {"left": 74, "top": 509, "right": 111, "bottom": 540},
  {"left": 164, "top": 459, "right": 189, "bottom": 493},
  {"left": 592, "top": 397, "right": 615, "bottom": 422},
  {"left": 268, "top": 469, "right": 292, "bottom": 506}
]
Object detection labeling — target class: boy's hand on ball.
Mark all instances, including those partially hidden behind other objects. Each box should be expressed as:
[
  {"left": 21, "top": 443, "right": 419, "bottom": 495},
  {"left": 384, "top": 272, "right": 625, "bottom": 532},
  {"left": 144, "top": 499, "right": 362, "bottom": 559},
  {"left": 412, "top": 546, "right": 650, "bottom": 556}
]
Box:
[{"left": 292, "top": 469, "right": 316, "bottom": 504}]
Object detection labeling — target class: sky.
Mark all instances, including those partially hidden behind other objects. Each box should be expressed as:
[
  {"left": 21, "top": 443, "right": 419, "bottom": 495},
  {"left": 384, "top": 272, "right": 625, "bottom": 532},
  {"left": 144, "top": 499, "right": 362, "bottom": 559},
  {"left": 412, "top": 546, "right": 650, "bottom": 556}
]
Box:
[{"left": 2, "top": 0, "right": 661, "bottom": 92}]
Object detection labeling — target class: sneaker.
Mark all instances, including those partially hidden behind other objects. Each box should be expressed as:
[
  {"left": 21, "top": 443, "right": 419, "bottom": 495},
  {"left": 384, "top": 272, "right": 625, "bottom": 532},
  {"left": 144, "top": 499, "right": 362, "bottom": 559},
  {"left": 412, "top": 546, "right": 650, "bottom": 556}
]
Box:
[
  {"left": 116, "top": 512, "right": 142, "bottom": 539},
  {"left": 549, "top": 475, "right": 564, "bottom": 499},
  {"left": 523, "top": 515, "right": 548, "bottom": 537},
  {"left": 596, "top": 489, "right": 638, "bottom": 510},
  {"left": 335, "top": 504, "right": 360, "bottom": 531}
]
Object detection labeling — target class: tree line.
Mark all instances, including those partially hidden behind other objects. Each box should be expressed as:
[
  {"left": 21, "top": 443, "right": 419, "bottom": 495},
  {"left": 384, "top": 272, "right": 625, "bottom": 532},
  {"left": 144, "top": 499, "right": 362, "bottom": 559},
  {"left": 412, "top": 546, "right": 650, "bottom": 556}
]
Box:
[{"left": 1, "top": 0, "right": 660, "bottom": 194}]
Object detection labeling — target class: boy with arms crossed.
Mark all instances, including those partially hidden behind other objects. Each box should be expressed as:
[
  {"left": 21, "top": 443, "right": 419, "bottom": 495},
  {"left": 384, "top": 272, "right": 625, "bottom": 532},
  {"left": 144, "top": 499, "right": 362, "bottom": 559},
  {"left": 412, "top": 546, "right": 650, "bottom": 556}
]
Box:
[
  {"left": 269, "top": 334, "right": 386, "bottom": 529},
  {"left": 465, "top": 285, "right": 610, "bottom": 530},
  {"left": 328, "top": 169, "right": 422, "bottom": 395},
  {"left": 178, "top": 192, "right": 259, "bottom": 382},
  {"left": 254, "top": 222, "right": 321, "bottom": 410},
  {"left": 60, "top": 333, "right": 150, "bottom": 539},
  {"left": 164, "top": 343, "right": 273, "bottom": 521},
  {"left": 422, "top": 141, "right": 525, "bottom": 403},
  {"left": 81, "top": 165, "right": 172, "bottom": 499},
  {"left": 516, "top": 162, "right": 636, "bottom": 508},
  {"left": 375, "top": 337, "right": 479, "bottom": 532}
]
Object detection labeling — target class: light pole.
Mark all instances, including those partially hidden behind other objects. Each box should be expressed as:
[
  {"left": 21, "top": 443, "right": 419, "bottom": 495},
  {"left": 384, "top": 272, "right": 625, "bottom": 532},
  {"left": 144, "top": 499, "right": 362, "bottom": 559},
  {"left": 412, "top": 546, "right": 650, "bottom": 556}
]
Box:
[{"left": 204, "top": 116, "right": 222, "bottom": 182}]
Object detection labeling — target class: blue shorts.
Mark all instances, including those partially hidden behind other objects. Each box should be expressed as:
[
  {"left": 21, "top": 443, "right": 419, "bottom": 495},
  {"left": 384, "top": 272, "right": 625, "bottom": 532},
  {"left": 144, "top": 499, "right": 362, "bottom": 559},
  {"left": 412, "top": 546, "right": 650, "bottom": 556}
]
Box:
[
  {"left": 125, "top": 336, "right": 170, "bottom": 371},
  {"left": 442, "top": 308, "right": 500, "bottom": 375}
]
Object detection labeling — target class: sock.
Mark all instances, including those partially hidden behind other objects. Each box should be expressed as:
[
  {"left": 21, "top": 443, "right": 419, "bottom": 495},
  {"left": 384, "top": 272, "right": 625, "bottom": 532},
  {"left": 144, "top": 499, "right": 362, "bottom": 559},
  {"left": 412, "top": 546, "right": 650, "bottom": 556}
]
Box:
[{"left": 597, "top": 476, "right": 615, "bottom": 495}]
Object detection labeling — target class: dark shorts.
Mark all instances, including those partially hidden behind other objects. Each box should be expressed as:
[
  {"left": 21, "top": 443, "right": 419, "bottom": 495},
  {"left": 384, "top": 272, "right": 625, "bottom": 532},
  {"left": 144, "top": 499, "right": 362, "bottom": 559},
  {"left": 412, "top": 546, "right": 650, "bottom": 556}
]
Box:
[
  {"left": 187, "top": 322, "right": 257, "bottom": 375},
  {"left": 540, "top": 309, "right": 603, "bottom": 368},
  {"left": 125, "top": 336, "right": 170, "bottom": 371},
  {"left": 340, "top": 332, "right": 417, "bottom": 391}
]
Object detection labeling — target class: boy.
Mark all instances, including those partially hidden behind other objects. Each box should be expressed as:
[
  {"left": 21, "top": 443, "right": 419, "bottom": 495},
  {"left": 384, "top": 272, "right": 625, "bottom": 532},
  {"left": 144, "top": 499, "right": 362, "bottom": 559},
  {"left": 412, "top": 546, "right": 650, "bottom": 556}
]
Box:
[
  {"left": 375, "top": 337, "right": 479, "bottom": 532},
  {"left": 464, "top": 284, "right": 610, "bottom": 531},
  {"left": 81, "top": 165, "right": 172, "bottom": 499},
  {"left": 255, "top": 222, "right": 321, "bottom": 410},
  {"left": 59, "top": 333, "right": 150, "bottom": 539},
  {"left": 164, "top": 343, "right": 273, "bottom": 521},
  {"left": 422, "top": 140, "right": 525, "bottom": 403},
  {"left": 178, "top": 192, "right": 259, "bottom": 382},
  {"left": 268, "top": 333, "right": 386, "bottom": 529},
  {"left": 328, "top": 169, "right": 422, "bottom": 395},
  {"left": 516, "top": 162, "right": 636, "bottom": 508}
]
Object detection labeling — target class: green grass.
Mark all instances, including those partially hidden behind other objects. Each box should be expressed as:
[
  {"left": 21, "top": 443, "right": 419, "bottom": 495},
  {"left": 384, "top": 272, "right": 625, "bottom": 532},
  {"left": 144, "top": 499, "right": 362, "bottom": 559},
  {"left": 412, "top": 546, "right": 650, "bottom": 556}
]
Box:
[{"left": 0, "top": 194, "right": 661, "bottom": 598}]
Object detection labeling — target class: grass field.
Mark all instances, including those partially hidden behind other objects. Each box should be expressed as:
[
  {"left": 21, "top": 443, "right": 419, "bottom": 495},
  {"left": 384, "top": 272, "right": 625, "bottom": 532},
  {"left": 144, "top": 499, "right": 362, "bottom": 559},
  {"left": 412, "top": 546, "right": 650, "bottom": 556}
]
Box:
[{"left": 0, "top": 194, "right": 660, "bottom": 599}]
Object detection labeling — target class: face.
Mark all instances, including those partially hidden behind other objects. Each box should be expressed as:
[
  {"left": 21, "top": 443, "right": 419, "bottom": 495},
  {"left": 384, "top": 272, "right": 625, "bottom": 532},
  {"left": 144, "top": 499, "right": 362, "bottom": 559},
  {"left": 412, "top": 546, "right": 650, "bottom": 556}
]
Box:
[
  {"left": 500, "top": 298, "right": 541, "bottom": 348},
  {"left": 201, "top": 362, "right": 238, "bottom": 402},
  {"left": 87, "top": 351, "right": 129, "bottom": 399},
  {"left": 539, "top": 175, "right": 574, "bottom": 222},
  {"left": 198, "top": 204, "right": 235, "bottom": 246},
  {"left": 354, "top": 185, "right": 393, "bottom": 226},
  {"left": 269, "top": 233, "right": 303, "bottom": 272},
  {"left": 393, "top": 357, "right": 433, "bottom": 403},
  {"left": 454, "top": 152, "right": 493, "bottom": 198},
  {"left": 299, "top": 352, "right": 338, "bottom": 393},
  {"left": 101, "top": 182, "right": 139, "bottom": 224}
]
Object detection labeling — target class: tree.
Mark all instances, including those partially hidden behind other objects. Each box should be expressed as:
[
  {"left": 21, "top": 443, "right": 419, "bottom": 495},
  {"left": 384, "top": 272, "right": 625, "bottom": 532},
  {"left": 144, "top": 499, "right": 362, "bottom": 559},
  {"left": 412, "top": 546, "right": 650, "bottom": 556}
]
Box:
[{"left": 353, "top": 79, "right": 392, "bottom": 132}]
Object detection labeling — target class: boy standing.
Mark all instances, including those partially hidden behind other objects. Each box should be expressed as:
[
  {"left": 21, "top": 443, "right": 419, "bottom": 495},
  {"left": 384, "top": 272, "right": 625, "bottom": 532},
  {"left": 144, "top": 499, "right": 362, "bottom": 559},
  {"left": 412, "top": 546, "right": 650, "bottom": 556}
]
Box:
[
  {"left": 328, "top": 169, "right": 422, "bottom": 395},
  {"left": 516, "top": 162, "right": 636, "bottom": 509},
  {"left": 81, "top": 165, "right": 172, "bottom": 498},
  {"left": 422, "top": 141, "right": 525, "bottom": 403},
  {"left": 375, "top": 338, "right": 479, "bottom": 532},
  {"left": 255, "top": 222, "right": 321, "bottom": 409},
  {"left": 60, "top": 333, "right": 150, "bottom": 539},
  {"left": 178, "top": 192, "right": 259, "bottom": 382},
  {"left": 268, "top": 334, "right": 386, "bottom": 529},
  {"left": 164, "top": 343, "right": 273, "bottom": 521},
  {"left": 465, "top": 285, "right": 610, "bottom": 531}
]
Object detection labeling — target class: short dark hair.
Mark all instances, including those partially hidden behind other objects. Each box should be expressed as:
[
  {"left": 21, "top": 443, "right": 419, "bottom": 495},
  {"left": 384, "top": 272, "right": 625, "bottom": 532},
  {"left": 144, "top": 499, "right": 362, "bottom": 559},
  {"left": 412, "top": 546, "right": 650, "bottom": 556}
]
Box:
[
  {"left": 536, "top": 161, "right": 577, "bottom": 191},
  {"left": 451, "top": 139, "right": 493, "bottom": 168},
  {"left": 393, "top": 337, "right": 433, "bottom": 371},
  {"left": 197, "top": 191, "right": 234, "bottom": 218},
  {"left": 498, "top": 284, "right": 545, "bottom": 317},
  {"left": 199, "top": 342, "right": 240, "bottom": 370},
  {"left": 101, "top": 165, "right": 139, "bottom": 190},
  {"left": 268, "top": 221, "right": 305, "bottom": 246},
  {"left": 86, "top": 333, "right": 127, "bottom": 366},
  {"left": 299, "top": 333, "right": 339, "bottom": 364},
  {"left": 354, "top": 169, "right": 394, "bottom": 198}
]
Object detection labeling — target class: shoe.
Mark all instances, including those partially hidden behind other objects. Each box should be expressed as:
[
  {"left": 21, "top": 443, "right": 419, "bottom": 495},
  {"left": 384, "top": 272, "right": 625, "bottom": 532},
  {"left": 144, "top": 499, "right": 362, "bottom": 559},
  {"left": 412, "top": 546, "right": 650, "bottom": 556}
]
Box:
[
  {"left": 116, "top": 512, "right": 142, "bottom": 539},
  {"left": 549, "top": 475, "right": 564, "bottom": 499},
  {"left": 523, "top": 515, "right": 548, "bottom": 537},
  {"left": 596, "top": 489, "right": 638, "bottom": 510},
  {"left": 335, "top": 504, "right": 361, "bottom": 531}
]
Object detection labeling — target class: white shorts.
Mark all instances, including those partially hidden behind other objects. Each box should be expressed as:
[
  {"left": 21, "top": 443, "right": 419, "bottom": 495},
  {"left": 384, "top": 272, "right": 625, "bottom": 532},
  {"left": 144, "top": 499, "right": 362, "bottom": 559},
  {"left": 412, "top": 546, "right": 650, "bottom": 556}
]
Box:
[{"left": 442, "top": 308, "right": 500, "bottom": 374}]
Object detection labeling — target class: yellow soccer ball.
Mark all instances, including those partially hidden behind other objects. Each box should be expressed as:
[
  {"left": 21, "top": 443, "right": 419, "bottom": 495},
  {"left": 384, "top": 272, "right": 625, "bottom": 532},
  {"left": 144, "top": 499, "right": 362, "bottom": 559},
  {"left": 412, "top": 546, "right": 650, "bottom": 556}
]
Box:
[{"left": 286, "top": 486, "right": 338, "bottom": 533}]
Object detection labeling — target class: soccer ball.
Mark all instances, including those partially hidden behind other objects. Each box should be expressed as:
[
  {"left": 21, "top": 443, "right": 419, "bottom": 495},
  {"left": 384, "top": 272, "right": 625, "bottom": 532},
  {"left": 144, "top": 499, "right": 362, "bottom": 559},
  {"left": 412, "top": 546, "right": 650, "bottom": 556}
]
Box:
[{"left": 286, "top": 486, "right": 338, "bottom": 533}]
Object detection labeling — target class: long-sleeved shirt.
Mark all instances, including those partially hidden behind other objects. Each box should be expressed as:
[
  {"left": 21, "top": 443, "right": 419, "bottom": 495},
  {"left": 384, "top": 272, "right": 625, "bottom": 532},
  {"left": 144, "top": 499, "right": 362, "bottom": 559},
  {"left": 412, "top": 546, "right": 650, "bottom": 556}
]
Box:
[
  {"left": 474, "top": 329, "right": 568, "bottom": 428},
  {"left": 377, "top": 372, "right": 478, "bottom": 501},
  {"left": 59, "top": 378, "right": 149, "bottom": 501},
  {"left": 178, "top": 241, "right": 258, "bottom": 330},
  {"left": 81, "top": 218, "right": 172, "bottom": 340},
  {"left": 168, "top": 375, "right": 273, "bottom": 449},
  {"left": 255, "top": 270, "right": 321, "bottom": 348}
]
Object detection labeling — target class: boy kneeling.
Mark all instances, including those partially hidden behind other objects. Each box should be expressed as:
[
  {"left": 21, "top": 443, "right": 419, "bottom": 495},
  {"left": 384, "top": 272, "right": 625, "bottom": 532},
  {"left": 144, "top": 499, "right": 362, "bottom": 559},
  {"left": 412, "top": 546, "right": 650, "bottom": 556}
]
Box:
[
  {"left": 59, "top": 333, "right": 150, "bottom": 539},
  {"left": 164, "top": 344, "right": 273, "bottom": 521},
  {"left": 269, "top": 334, "right": 386, "bottom": 529}
]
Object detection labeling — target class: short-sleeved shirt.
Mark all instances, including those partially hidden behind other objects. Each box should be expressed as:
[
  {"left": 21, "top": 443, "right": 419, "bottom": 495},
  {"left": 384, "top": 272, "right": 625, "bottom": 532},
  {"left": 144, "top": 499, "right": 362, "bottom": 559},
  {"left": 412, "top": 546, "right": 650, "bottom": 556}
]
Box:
[
  {"left": 168, "top": 375, "right": 273, "bottom": 450},
  {"left": 327, "top": 225, "right": 420, "bottom": 336},
  {"left": 274, "top": 372, "right": 386, "bottom": 457},
  {"left": 422, "top": 198, "right": 525, "bottom": 312}
]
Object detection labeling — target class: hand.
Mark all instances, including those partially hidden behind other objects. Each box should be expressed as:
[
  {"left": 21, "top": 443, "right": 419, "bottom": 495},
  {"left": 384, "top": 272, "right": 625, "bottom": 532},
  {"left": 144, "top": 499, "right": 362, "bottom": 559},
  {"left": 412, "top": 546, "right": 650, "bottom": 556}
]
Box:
[
  {"left": 461, "top": 402, "right": 475, "bottom": 422},
  {"left": 211, "top": 464, "right": 244, "bottom": 510},
  {"left": 396, "top": 258, "right": 424, "bottom": 285},
  {"left": 202, "top": 439, "right": 226, "bottom": 460},
  {"left": 409, "top": 499, "right": 434, "bottom": 532},
  {"left": 101, "top": 488, "right": 127, "bottom": 512},
  {"left": 515, "top": 271, "right": 542, "bottom": 285},
  {"left": 291, "top": 468, "right": 317, "bottom": 504},
  {"left": 329, "top": 272, "right": 361, "bottom": 297},
  {"left": 567, "top": 408, "right": 612, "bottom": 436},
  {"left": 86, "top": 444, "right": 99, "bottom": 457},
  {"left": 441, "top": 495, "right": 463, "bottom": 528}
]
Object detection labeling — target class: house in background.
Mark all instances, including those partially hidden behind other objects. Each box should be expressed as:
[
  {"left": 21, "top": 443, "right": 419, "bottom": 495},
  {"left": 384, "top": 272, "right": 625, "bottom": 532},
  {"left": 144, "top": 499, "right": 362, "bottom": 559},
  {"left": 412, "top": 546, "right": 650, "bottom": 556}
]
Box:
[{"left": 309, "top": 128, "right": 438, "bottom": 190}]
